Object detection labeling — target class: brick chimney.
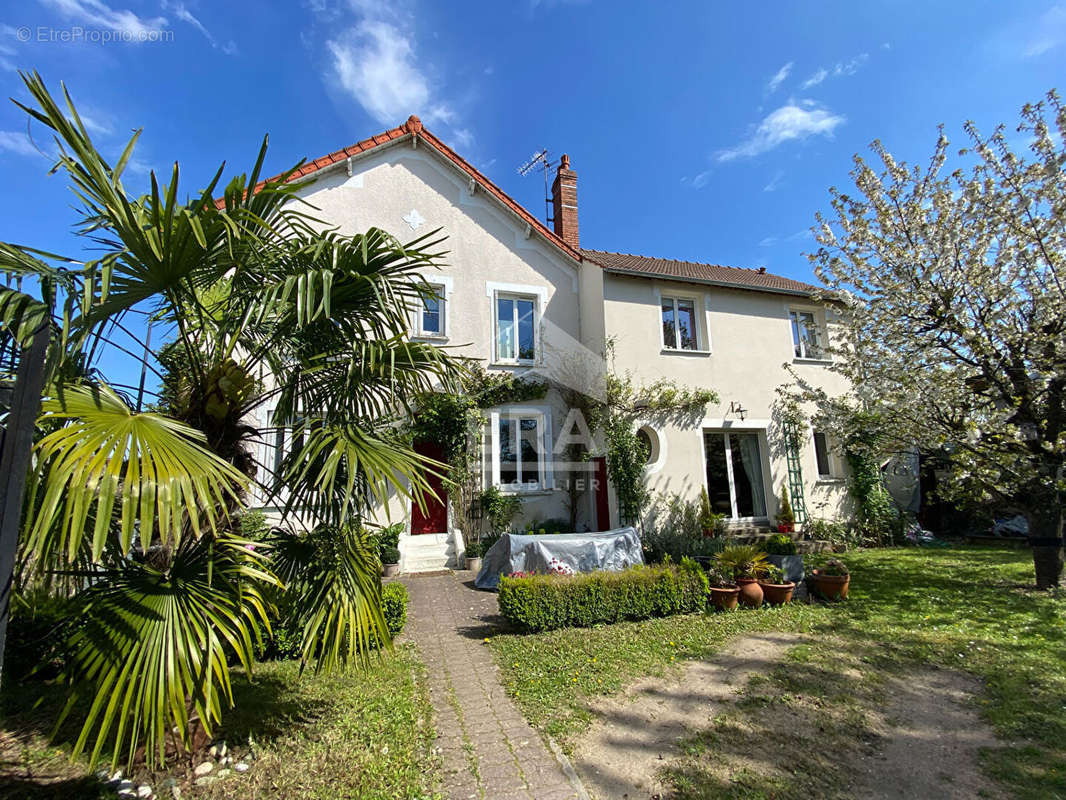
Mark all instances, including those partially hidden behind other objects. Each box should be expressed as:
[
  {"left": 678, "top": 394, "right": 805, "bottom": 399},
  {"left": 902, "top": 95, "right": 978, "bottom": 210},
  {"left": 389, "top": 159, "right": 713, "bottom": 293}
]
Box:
[{"left": 551, "top": 154, "right": 579, "bottom": 249}]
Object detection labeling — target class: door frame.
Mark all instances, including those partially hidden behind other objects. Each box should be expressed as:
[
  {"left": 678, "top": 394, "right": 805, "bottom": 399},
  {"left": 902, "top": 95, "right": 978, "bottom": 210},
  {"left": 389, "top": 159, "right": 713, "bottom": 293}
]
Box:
[{"left": 700, "top": 426, "right": 772, "bottom": 523}]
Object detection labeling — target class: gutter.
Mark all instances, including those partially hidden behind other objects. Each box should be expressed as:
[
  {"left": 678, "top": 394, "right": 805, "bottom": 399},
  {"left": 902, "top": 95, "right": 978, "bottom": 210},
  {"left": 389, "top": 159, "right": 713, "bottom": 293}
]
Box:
[{"left": 598, "top": 265, "right": 817, "bottom": 299}]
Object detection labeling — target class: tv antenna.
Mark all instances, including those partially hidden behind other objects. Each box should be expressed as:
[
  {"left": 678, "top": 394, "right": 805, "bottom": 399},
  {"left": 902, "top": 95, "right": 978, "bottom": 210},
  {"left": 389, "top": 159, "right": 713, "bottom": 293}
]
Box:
[{"left": 517, "top": 149, "right": 558, "bottom": 227}]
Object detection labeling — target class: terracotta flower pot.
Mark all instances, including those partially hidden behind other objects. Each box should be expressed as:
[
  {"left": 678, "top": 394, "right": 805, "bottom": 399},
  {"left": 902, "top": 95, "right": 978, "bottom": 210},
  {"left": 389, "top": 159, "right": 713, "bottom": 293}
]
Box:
[
  {"left": 776, "top": 522, "right": 795, "bottom": 533},
  {"left": 735, "top": 577, "right": 764, "bottom": 608},
  {"left": 810, "top": 570, "right": 850, "bottom": 600},
  {"left": 702, "top": 527, "right": 717, "bottom": 538},
  {"left": 759, "top": 581, "right": 795, "bottom": 605},
  {"left": 709, "top": 585, "right": 740, "bottom": 611}
]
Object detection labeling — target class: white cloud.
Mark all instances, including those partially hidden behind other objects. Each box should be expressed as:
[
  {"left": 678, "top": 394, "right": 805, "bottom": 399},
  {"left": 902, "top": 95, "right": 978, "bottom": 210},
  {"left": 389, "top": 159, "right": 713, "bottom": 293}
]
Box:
[
  {"left": 766, "top": 61, "right": 793, "bottom": 93},
  {"left": 1023, "top": 5, "right": 1066, "bottom": 56},
  {"left": 78, "top": 110, "right": 113, "bottom": 135},
  {"left": 39, "top": 0, "right": 168, "bottom": 37},
  {"left": 0, "top": 130, "right": 45, "bottom": 157},
  {"left": 763, "top": 170, "right": 784, "bottom": 192},
  {"left": 800, "top": 68, "right": 828, "bottom": 89},
  {"left": 326, "top": 14, "right": 465, "bottom": 142},
  {"left": 800, "top": 53, "right": 868, "bottom": 89},
  {"left": 716, "top": 102, "right": 845, "bottom": 162},
  {"left": 758, "top": 236, "right": 777, "bottom": 247},
  {"left": 160, "top": 2, "right": 237, "bottom": 54}
]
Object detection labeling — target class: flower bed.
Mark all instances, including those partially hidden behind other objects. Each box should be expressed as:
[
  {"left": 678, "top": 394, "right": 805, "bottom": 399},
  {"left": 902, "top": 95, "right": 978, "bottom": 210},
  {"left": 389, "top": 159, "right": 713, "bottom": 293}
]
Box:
[{"left": 497, "top": 562, "right": 709, "bottom": 632}]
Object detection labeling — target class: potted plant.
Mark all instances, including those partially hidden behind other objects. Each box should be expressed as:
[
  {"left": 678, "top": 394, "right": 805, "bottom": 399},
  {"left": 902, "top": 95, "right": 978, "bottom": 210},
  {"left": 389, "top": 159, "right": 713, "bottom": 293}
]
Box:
[
  {"left": 763, "top": 533, "right": 804, "bottom": 584},
  {"left": 775, "top": 484, "right": 795, "bottom": 533},
  {"left": 758, "top": 563, "right": 795, "bottom": 605},
  {"left": 381, "top": 546, "right": 401, "bottom": 577},
  {"left": 715, "top": 545, "right": 769, "bottom": 608},
  {"left": 810, "top": 558, "right": 850, "bottom": 600},
  {"left": 464, "top": 539, "right": 483, "bottom": 573},
  {"left": 707, "top": 566, "right": 740, "bottom": 612},
  {"left": 377, "top": 523, "right": 403, "bottom": 577}
]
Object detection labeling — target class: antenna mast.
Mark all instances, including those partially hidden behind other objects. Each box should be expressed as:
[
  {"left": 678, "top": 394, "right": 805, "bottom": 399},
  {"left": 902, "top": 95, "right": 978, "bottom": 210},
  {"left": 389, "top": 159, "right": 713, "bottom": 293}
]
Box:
[{"left": 517, "top": 149, "right": 558, "bottom": 227}]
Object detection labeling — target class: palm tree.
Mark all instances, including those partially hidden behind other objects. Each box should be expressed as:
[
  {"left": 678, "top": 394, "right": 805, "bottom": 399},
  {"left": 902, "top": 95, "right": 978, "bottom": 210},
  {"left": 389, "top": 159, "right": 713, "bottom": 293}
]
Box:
[{"left": 0, "top": 72, "right": 467, "bottom": 768}]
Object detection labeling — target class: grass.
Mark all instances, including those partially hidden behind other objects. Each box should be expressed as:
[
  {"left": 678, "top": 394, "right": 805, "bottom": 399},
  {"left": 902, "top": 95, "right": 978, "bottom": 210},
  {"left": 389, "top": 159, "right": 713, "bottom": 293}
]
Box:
[
  {"left": 486, "top": 546, "right": 1066, "bottom": 799},
  {"left": 0, "top": 644, "right": 441, "bottom": 800}
]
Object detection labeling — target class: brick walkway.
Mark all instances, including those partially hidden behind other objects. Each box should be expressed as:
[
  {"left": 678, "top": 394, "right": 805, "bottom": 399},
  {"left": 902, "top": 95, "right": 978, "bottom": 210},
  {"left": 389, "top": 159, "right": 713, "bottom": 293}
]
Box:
[{"left": 402, "top": 572, "right": 586, "bottom": 800}]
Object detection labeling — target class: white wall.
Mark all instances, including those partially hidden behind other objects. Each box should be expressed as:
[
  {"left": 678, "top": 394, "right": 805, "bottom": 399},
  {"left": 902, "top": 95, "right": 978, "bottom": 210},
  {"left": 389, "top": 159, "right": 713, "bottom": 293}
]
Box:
[{"left": 603, "top": 272, "right": 852, "bottom": 525}]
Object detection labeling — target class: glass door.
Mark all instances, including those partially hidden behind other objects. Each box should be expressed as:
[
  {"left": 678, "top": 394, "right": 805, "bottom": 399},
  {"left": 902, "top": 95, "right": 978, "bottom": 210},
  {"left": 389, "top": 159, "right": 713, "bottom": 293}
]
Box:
[{"left": 703, "top": 431, "right": 767, "bottom": 520}]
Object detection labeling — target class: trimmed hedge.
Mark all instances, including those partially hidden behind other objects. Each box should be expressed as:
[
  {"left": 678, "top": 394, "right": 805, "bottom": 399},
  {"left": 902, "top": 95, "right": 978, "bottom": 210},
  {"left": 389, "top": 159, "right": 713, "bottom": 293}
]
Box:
[{"left": 497, "top": 562, "right": 710, "bottom": 633}]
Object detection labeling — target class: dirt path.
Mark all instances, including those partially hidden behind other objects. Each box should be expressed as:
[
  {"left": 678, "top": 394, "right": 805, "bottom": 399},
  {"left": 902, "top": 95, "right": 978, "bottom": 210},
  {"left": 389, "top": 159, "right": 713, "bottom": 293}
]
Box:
[
  {"left": 856, "top": 669, "right": 1003, "bottom": 799},
  {"left": 572, "top": 634, "right": 1003, "bottom": 800},
  {"left": 571, "top": 632, "right": 801, "bottom": 800}
]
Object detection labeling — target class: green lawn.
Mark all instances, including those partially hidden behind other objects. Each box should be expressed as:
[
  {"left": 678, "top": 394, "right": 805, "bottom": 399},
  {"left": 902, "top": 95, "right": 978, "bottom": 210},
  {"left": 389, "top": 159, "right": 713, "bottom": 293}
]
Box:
[
  {"left": 0, "top": 644, "right": 441, "bottom": 800},
  {"left": 487, "top": 547, "right": 1066, "bottom": 799}
]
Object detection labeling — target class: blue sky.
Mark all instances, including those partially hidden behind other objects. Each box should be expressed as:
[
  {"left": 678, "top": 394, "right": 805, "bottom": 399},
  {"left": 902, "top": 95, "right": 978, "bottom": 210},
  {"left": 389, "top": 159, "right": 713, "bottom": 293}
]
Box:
[{"left": 1, "top": 0, "right": 1064, "bottom": 390}]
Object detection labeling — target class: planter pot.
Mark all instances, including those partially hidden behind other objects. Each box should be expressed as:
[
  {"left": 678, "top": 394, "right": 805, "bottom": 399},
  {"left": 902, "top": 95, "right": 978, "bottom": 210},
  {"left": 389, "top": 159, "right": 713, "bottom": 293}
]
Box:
[
  {"left": 767, "top": 554, "right": 804, "bottom": 584},
  {"left": 810, "top": 570, "right": 850, "bottom": 600},
  {"left": 776, "top": 522, "right": 795, "bottom": 533},
  {"left": 702, "top": 526, "right": 717, "bottom": 538},
  {"left": 735, "top": 577, "right": 764, "bottom": 608},
  {"left": 759, "top": 581, "right": 795, "bottom": 605},
  {"left": 465, "top": 556, "right": 483, "bottom": 573},
  {"left": 709, "top": 585, "right": 740, "bottom": 612},
  {"left": 382, "top": 563, "right": 400, "bottom": 578}
]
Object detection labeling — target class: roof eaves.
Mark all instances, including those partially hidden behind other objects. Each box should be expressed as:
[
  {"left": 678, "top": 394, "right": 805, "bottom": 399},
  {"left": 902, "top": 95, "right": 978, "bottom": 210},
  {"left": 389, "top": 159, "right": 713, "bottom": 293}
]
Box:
[{"left": 598, "top": 264, "right": 816, "bottom": 298}]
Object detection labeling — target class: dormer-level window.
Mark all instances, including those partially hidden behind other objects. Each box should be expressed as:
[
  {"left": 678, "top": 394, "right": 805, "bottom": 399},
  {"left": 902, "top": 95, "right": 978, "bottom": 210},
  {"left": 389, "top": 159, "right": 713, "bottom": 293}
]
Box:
[
  {"left": 790, "top": 309, "right": 825, "bottom": 360},
  {"left": 661, "top": 296, "right": 699, "bottom": 350},
  {"left": 419, "top": 284, "right": 445, "bottom": 336}
]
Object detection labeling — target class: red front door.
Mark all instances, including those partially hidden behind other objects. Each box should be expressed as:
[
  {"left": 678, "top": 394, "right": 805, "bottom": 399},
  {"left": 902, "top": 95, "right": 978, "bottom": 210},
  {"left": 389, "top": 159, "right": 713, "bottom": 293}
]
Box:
[
  {"left": 593, "top": 456, "right": 610, "bottom": 531},
  {"left": 411, "top": 441, "right": 448, "bottom": 534}
]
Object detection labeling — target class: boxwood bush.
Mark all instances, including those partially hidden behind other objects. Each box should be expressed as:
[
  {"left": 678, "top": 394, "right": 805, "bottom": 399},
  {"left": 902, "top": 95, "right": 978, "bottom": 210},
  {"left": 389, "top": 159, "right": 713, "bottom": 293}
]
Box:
[
  {"left": 259, "top": 580, "right": 409, "bottom": 659},
  {"left": 497, "top": 561, "right": 710, "bottom": 632}
]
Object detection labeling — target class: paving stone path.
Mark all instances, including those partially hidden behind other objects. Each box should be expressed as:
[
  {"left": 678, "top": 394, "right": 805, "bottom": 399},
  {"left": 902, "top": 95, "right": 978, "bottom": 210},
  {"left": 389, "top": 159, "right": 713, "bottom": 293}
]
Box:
[{"left": 402, "top": 571, "right": 586, "bottom": 800}]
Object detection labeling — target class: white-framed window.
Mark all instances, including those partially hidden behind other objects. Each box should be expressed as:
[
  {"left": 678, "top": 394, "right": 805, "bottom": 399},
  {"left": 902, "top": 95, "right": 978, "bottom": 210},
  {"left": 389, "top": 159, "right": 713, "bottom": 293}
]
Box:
[
  {"left": 494, "top": 293, "right": 538, "bottom": 363},
  {"left": 812, "top": 429, "right": 840, "bottom": 479},
  {"left": 412, "top": 278, "right": 451, "bottom": 339},
  {"left": 790, "top": 309, "right": 825, "bottom": 360},
  {"left": 488, "top": 407, "right": 553, "bottom": 491},
  {"left": 661, "top": 296, "right": 700, "bottom": 351},
  {"left": 419, "top": 283, "right": 445, "bottom": 336}
]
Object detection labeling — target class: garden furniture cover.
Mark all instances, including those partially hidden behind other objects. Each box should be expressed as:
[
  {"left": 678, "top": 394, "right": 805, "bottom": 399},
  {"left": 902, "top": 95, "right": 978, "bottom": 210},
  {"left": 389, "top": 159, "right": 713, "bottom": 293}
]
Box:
[{"left": 473, "top": 527, "right": 644, "bottom": 590}]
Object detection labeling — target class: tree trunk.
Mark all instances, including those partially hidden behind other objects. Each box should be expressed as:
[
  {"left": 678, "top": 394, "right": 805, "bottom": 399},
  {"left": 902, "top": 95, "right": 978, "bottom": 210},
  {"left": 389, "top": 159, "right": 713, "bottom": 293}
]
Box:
[{"left": 1028, "top": 506, "right": 1064, "bottom": 589}]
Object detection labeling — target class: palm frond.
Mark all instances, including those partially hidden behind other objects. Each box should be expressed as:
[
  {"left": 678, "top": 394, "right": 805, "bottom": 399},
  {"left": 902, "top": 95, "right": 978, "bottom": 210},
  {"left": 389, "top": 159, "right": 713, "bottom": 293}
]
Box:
[
  {"left": 25, "top": 384, "right": 248, "bottom": 560},
  {"left": 268, "top": 524, "right": 388, "bottom": 672},
  {"left": 57, "top": 536, "right": 275, "bottom": 768}
]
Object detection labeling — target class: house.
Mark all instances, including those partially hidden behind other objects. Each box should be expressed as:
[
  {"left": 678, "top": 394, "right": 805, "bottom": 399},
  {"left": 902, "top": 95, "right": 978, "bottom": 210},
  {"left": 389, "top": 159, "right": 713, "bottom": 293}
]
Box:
[{"left": 251, "top": 115, "right": 852, "bottom": 571}]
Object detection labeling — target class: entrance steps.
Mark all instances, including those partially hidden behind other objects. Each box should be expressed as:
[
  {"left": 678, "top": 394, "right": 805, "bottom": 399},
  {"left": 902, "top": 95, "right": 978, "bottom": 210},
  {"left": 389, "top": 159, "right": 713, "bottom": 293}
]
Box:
[
  {"left": 726, "top": 527, "right": 837, "bottom": 554},
  {"left": 402, "top": 532, "right": 458, "bottom": 573}
]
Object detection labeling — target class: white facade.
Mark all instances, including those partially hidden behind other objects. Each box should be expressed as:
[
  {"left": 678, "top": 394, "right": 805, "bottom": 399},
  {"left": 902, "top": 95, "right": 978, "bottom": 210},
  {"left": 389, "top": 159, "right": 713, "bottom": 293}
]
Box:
[{"left": 252, "top": 120, "right": 851, "bottom": 567}]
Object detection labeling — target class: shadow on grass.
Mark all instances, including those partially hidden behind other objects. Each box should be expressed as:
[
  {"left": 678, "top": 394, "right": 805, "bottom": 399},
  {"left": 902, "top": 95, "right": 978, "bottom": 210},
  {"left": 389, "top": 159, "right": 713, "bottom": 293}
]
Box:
[{"left": 0, "top": 771, "right": 110, "bottom": 800}]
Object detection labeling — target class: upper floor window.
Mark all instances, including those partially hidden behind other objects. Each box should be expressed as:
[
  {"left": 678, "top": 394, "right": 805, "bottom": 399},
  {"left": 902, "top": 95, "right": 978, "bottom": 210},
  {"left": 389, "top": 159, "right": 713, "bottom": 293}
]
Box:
[
  {"left": 495, "top": 293, "right": 537, "bottom": 362},
  {"left": 661, "top": 296, "right": 699, "bottom": 350},
  {"left": 417, "top": 283, "right": 446, "bottom": 337},
  {"left": 790, "top": 309, "right": 825, "bottom": 360}
]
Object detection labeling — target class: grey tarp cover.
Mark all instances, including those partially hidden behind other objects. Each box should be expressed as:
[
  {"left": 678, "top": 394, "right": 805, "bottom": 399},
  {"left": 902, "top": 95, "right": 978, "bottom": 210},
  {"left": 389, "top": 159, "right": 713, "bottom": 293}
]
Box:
[{"left": 474, "top": 527, "right": 644, "bottom": 590}]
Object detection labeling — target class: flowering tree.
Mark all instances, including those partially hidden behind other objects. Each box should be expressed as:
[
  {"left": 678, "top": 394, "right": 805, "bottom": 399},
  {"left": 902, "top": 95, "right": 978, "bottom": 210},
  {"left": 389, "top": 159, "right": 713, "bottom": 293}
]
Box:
[{"left": 808, "top": 91, "right": 1066, "bottom": 587}]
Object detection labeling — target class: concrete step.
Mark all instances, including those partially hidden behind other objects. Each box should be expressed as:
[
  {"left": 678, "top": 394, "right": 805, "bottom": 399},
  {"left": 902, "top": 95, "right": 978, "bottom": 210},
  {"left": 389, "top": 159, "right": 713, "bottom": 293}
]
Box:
[{"left": 401, "top": 533, "right": 458, "bottom": 573}]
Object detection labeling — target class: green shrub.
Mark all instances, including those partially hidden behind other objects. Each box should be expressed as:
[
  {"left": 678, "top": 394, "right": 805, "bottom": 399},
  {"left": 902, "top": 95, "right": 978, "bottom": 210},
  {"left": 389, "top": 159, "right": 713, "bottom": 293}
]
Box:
[
  {"left": 381, "top": 546, "right": 401, "bottom": 565},
  {"left": 259, "top": 578, "right": 408, "bottom": 660},
  {"left": 516, "top": 518, "right": 571, "bottom": 536},
  {"left": 4, "top": 592, "right": 79, "bottom": 681},
  {"left": 381, "top": 582, "right": 408, "bottom": 636},
  {"left": 764, "top": 533, "right": 798, "bottom": 555},
  {"left": 497, "top": 562, "right": 710, "bottom": 633}
]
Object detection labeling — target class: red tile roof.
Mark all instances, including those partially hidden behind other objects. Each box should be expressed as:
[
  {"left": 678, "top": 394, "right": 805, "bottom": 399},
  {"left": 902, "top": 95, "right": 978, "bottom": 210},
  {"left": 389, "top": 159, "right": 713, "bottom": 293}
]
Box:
[
  {"left": 224, "top": 116, "right": 817, "bottom": 296},
  {"left": 223, "top": 115, "right": 580, "bottom": 261},
  {"left": 581, "top": 249, "right": 817, "bottom": 296}
]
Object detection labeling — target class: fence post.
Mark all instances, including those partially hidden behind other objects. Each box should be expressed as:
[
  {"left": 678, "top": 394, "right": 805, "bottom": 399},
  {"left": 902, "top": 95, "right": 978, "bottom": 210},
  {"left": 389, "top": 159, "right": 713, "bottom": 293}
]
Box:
[{"left": 0, "top": 326, "right": 49, "bottom": 688}]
